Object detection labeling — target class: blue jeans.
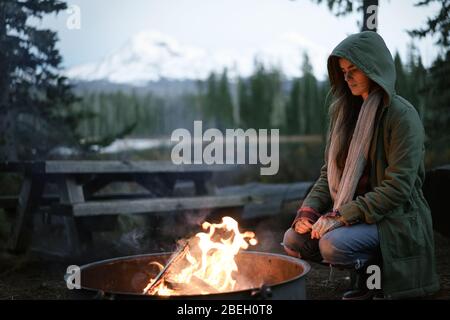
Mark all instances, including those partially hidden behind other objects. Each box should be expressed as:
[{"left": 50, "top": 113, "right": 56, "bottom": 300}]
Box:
[{"left": 283, "top": 223, "right": 380, "bottom": 269}]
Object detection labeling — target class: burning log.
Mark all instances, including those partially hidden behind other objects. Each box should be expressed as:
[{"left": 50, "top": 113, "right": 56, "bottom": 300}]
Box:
[
  {"left": 166, "top": 275, "right": 220, "bottom": 294},
  {"left": 143, "top": 241, "right": 190, "bottom": 295},
  {"left": 143, "top": 216, "right": 258, "bottom": 296}
]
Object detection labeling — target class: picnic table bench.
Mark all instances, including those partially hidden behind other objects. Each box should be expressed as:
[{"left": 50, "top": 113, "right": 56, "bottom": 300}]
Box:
[{"left": 0, "top": 160, "right": 256, "bottom": 257}]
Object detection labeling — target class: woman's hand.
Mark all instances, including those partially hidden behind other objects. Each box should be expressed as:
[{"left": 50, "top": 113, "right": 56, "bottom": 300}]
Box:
[
  {"left": 294, "top": 217, "right": 314, "bottom": 234},
  {"left": 311, "top": 216, "right": 344, "bottom": 239}
]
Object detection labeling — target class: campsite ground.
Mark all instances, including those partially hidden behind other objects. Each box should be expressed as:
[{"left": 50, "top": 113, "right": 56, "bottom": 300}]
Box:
[{"left": 0, "top": 214, "right": 448, "bottom": 300}]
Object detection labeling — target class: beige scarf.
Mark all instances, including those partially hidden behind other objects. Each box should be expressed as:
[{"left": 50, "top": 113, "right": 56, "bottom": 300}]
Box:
[{"left": 327, "top": 89, "right": 383, "bottom": 211}]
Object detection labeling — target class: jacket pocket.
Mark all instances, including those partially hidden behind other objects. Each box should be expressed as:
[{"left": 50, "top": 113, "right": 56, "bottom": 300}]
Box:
[{"left": 387, "top": 210, "right": 424, "bottom": 260}]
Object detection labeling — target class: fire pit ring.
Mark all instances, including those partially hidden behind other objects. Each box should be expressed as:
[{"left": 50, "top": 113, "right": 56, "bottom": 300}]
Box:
[{"left": 76, "top": 251, "right": 310, "bottom": 300}]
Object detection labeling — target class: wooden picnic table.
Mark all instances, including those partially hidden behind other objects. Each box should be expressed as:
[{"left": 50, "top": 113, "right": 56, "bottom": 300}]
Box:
[{"left": 0, "top": 160, "right": 252, "bottom": 257}]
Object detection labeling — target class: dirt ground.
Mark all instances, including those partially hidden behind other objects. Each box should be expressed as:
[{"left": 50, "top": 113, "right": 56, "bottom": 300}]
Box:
[{"left": 0, "top": 215, "right": 449, "bottom": 300}]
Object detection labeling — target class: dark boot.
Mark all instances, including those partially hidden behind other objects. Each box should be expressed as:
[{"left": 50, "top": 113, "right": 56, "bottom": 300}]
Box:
[
  {"left": 342, "top": 268, "right": 375, "bottom": 300},
  {"left": 342, "top": 256, "right": 383, "bottom": 300}
]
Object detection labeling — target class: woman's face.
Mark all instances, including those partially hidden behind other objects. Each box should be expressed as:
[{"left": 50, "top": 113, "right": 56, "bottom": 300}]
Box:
[{"left": 338, "top": 58, "right": 371, "bottom": 100}]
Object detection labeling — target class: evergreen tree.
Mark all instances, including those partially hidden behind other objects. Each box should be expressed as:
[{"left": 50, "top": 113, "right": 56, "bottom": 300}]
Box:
[
  {"left": 199, "top": 69, "right": 234, "bottom": 130},
  {"left": 299, "top": 52, "right": 320, "bottom": 134},
  {"left": 408, "top": 0, "right": 450, "bottom": 49},
  {"left": 250, "top": 62, "right": 271, "bottom": 128},
  {"left": 396, "top": 45, "right": 430, "bottom": 119},
  {"left": 0, "top": 0, "right": 80, "bottom": 160},
  {"left": 204, "top": 72, "right": 218, "bottom": 126},
  {"left": 407, "top": 44, "right": 428, "bottom": 118},
  {"left": 413, "top": 56, "right": 428, "bottom": 119},
  {"left": 217, "top": 69, "right": 234, "bottom": 128},
  {"left": 394, "top": 52, "right": 409, "bottom": 100},
  {"left": 239, "top": 61, "right": 283, "bottom": 129},
  {"left": 286, "top": 79, "right": 301, "bottom": 134},
  {"left": 422, "top": 51, "right": 450, "bottom": 154},
  {"left": 0, "top": 1, "right": 135, "bottom": 159},
  {"left": 237, "top": 77, "right": 251, "bottom": 128},
  {"left": 319, "top": 80, "right": 332, "bottom": 139}
]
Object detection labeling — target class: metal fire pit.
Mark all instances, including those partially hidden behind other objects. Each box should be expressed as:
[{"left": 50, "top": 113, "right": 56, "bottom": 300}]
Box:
[{"left": 76, "top": 251, "right": 310, "bottom": 300}]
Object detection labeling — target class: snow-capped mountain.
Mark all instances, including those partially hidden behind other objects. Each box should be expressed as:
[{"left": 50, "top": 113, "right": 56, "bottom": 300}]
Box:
[{"left": 66, "top": 30, "right": 328, "bottom": 85}]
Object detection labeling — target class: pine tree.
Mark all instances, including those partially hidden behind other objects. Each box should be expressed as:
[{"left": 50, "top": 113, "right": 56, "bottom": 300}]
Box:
[
  {"left": 409, "top": 55, "right": 428, "bottom": 119},
  {"left": 241, "top": 61, "right": 283, "bottom": 129},
  {"left": 395, "top": 44, "right": 429, "bottom": 118},
  {"left": 217, "top": 69, "right": 234, "bottom": 129},
  {"left": 394, "top": 52, "right": 409, "bottom": 100},
  {"left": 423, "top": 51, "right": 450, "bottom": 154},
  {"left": 199, "top": 70, "right": 234, "bottom": 130},
  {"left": 204, "top": 72, "right": 218, "bottom": 126},
  {"left": 286, "top": 79, "right": 301, "bottom": 134},
  {"left": 300, "top": 53, "right": 320, "bottom": 134},
  {"left": 318, "top": 80, "right": 331, "bottom": 138},
  {"left": 408, "top": 0, "right": 450, "bottom": 49},
  {"left": 238, "top": 77, "right": 251, "bottom": 128},
  {"left": 0, "top": 0, "right": 81, "bottom": 160},
  {"left": 417, "top": 57, "right": 427, "bottom": 111}
]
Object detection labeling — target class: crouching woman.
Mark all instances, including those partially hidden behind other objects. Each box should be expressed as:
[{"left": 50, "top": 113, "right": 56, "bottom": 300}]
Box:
[{"left": 283, "top": 31, "right": 440, "bottom": 300}]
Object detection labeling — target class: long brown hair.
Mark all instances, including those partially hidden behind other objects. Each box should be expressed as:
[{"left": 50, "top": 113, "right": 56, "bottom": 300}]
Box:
[{"left": 327, "top": 56, "right": 379, "bottom": 171}]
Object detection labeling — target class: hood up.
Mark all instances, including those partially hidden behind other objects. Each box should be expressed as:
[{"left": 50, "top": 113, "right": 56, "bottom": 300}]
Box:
[{"left": 327, "top": 31, "right": 396, "bottom": 106}]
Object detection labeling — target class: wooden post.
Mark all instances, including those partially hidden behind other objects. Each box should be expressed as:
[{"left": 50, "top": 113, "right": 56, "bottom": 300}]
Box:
[
  {"left": 58, "top": 175, "right": 87, "bottom": 257},
  {"left": 8, "top": 174, "right": 44, "bottom": 253}
]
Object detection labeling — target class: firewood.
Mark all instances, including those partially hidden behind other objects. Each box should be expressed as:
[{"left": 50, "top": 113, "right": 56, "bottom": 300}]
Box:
[{"left": 144, "top": 241, "right": 190, "bottom": 295}]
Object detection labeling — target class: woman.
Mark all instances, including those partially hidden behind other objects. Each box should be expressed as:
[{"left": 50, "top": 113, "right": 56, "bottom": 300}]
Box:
[{"left": 283, "top": 31, "right": 440, "bottom": 299}]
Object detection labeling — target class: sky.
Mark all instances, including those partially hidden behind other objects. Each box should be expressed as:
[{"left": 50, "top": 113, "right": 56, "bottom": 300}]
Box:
[{"left": 37, "top": 0, "right": 441, "bottom": 79}]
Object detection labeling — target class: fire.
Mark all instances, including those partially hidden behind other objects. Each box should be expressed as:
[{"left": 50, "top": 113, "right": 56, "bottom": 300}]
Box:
[{"left": 143, "top": 216, "right": 257, "bottom": 296}]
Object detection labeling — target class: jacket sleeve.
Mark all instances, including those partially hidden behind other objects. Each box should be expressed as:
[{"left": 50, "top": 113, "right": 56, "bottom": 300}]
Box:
[{"left": 339, "top": 106, "right": 424, "bottom": 224}]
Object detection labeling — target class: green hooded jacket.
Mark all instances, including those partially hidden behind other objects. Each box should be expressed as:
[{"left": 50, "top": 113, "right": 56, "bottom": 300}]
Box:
[{"left": 302, "top": 31, "right": 440, "bottom": 299}]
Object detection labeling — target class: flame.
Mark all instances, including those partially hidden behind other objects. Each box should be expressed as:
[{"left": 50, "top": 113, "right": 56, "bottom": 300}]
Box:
[{"left": 143, "top": 216, "right": 257, "bottom": 296}]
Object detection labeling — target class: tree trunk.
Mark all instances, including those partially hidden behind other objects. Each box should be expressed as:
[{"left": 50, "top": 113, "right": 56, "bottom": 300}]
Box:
[
  {"left": 0, "top": 6, "right": 18, "bottom": 161},
  {"left": 361, "top": 0, "right": 379, "bottom": 32}
]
